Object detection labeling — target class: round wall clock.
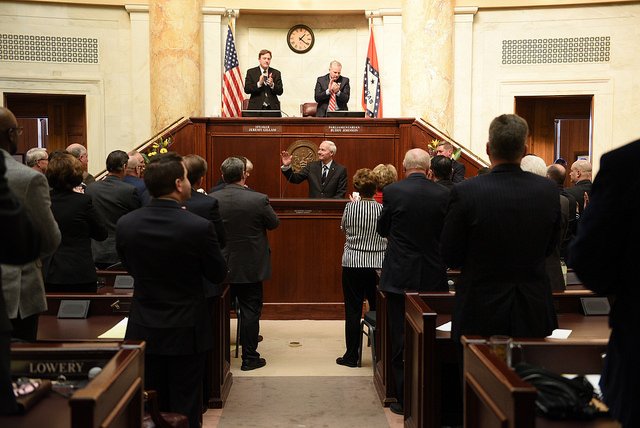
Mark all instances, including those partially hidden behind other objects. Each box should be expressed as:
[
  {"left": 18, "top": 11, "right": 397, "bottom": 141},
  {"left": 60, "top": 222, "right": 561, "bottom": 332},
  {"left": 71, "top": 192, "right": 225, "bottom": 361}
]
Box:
[{"left": 287, "top": 24, "right": 315, "bottom": 54}]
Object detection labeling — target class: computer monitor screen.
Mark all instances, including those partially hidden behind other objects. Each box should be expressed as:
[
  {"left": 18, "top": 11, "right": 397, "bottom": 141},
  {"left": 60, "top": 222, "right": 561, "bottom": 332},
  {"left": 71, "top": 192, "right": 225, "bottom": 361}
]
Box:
[
  {"left": 325, "top": 111, "right": 366, "bottom": 118},
  {"left": 241, "top": 110, "right": 282, "bottom": 118}
]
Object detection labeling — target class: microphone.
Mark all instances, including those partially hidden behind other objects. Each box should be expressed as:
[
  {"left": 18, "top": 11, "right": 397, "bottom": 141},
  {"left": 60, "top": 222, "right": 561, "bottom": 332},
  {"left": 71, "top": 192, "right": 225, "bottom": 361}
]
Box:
[
  {"left": 280, "top": 165, "right": 292, "bottom": 198},
  {"left": 280, "top": 110, "right": 290, "bottom": 117}
]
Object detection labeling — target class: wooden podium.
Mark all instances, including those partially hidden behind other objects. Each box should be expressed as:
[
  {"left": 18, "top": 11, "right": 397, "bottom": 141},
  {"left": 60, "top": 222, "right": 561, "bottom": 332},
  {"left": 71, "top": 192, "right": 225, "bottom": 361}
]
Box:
[{"left": 164, "top": 117, "right": 482, "bottom": 319}]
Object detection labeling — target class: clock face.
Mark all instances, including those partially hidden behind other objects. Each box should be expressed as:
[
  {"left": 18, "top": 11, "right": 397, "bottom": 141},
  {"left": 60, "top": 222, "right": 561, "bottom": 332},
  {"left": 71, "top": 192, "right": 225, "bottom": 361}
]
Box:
[{"left": 287, "top": 25, "right": 314, "bottom": 54}]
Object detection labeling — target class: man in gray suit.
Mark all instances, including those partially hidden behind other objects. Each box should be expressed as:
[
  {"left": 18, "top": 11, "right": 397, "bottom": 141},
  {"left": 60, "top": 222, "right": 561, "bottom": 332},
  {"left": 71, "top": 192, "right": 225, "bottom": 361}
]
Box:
[
  {"left": 86, "top": 150, "right": 141, "bottom": 269},
  {"left": 212, "top": 157, "right": 279, "bottom": 371},
  {"left": 0, "top": 107, "right": 61, "bottom": 341}
]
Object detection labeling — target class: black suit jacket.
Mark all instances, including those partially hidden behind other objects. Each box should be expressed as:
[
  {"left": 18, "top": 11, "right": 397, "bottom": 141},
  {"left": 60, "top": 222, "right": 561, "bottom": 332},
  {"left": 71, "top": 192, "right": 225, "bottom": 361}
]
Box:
[
  {"left": 244, "top": 66, "right": 283, "bottom": 110},
  {"left": 212, "top": 184, "right": 279, "bottom": 284},
  {"left": 44, "top": 189, "right": 107, "bottom": 286},
  {"left": 452, "top": 159, "right": 466, "bottom": 183},
  {"left": 377, "top": 173, "right": 450, "bottom": 294},
  {"left": 116, "top": 199, "right": 227, "bottom": 355},
  {"left": 565, "top": 179, "right": 592, "bottom": 215},
  {"left": 183, "top": 190, "right": 226, "bottom": 297},
  {"left": 86, "top": 175, "right": 141, "bottom": 265},
  {"left": 441, "top": 163, "right": 561, "bottom": 341},
  {"left": 314, "top": 74, "right": 350, "bottom": 117},
  {"left": 282, "top": 160, "right": 347, "bottom": 199},
  {"left": 568, "top": 140, "right": 640, "bottom": 426}
]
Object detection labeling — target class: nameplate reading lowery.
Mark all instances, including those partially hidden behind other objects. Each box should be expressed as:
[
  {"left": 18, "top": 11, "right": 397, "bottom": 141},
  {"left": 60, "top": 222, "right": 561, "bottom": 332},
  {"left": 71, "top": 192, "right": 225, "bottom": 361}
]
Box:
[
  {"left": 243, "top": 125, "right": 282, "bottom": 133},
  {"left": 324, "top": 125, "right": 362, "bottom": 133},
  {"left": 11, "top": 359, "right": 107, "bottom": 378}
]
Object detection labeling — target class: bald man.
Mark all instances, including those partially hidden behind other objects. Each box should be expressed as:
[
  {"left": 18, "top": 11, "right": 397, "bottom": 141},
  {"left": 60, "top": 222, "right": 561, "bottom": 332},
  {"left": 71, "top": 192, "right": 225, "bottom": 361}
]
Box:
[
  {"left": 66, "top": 143, "right": 95, "bottom": 185},
  {"left": 566, "top": 159, "right": 592, "bottom": 214},
  {"left": 376, "top": 148, "right": 450, "bottom": 415}
]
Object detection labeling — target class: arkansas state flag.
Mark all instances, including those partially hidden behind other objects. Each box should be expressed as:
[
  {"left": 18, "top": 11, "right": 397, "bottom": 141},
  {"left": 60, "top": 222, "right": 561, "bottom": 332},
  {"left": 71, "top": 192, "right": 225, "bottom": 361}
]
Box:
[{"left": 362, "top": 27, "right": 382, "bottom": 118}]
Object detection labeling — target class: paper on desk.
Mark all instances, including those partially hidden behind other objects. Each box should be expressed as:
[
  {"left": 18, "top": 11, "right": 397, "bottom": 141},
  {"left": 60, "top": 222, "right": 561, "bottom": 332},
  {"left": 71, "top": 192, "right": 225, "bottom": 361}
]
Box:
[
  {"left": 436, "top": 321, "right": 452, "bottom": 332},
  {"left": 546, "top": 328, "right": 572, "bottom": 339},
  {"left": 98, "top": 317, "right": 128, "bottom": 339}
]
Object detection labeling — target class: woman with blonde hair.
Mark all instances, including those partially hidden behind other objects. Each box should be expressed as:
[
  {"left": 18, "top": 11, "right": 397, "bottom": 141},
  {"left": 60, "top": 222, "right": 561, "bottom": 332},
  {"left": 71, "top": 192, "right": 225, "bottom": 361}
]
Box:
[{"left": 372, "top": 163, "right": 398, "bottom": 203}]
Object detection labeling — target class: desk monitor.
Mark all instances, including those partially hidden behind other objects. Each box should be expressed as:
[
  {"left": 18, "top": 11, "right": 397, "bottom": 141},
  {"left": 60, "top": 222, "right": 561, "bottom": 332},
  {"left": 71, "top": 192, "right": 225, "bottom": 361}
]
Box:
[
  {"left": 241, "top": 109, "right": 282, "bottom": 118},
  {"left": 326, "top": 111, "right": 366, "bottom": 118}
]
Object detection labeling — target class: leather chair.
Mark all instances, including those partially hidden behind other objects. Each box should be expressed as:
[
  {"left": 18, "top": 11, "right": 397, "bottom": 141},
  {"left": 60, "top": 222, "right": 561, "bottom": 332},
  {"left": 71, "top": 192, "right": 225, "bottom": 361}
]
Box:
[
  {"left": 358, "top": 311, "right": 376, "bottom": 369},
  {"left": 300, "top": 102, "right": 318, "bottom": 117},
  {"left": 241, "top": 99, "right": 249, "bottom": 111}
]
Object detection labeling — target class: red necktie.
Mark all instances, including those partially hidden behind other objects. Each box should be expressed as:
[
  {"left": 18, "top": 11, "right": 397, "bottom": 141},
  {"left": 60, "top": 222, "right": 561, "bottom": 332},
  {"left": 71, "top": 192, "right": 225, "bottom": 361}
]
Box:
[{"left": 328, "top": 81, "right": 337, "bottom": 112}]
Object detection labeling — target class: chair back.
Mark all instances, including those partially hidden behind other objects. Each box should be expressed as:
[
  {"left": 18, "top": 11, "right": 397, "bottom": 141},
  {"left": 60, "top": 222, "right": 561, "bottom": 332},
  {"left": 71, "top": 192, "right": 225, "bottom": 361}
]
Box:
[{"left": 300, "top": 102, "right": 318, "bottom": 117}]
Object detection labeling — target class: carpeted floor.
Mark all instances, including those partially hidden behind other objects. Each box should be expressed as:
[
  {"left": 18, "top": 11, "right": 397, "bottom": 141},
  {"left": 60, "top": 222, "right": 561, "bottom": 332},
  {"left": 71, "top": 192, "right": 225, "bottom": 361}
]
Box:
[
  {"left": 218, "top": 376, "right": 389, "bottom": 427},
  {"left": 203, "top": 320, "right": 403, "bottom": 427}
]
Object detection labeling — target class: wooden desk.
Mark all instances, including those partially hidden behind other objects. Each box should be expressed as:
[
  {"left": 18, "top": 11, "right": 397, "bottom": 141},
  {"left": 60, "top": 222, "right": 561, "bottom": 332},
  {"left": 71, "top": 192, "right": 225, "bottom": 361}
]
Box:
[
  {"left": 377, "top": 290, "right": 611, "bottom": 428},
  {"left": 161, "top": 116, "right": 485, "bottom": 319},
  {"left": 462, "top": 338, "right": 619, "bottom": 428},
  {"left": 1, "top": 341, "right": 144, "bottom": 428},
  {"left": 40, "top": 284, "right": 233, "bottom": 409}
]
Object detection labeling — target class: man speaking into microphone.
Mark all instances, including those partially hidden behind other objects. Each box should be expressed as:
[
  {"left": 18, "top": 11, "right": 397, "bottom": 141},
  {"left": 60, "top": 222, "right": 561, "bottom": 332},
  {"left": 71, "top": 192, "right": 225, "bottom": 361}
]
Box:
[
  {"left": 245, "top": 49, "right": 283, "bottom": 112},
  {"left": 315, "top": 60, "right": 350, "bottom": 117}
]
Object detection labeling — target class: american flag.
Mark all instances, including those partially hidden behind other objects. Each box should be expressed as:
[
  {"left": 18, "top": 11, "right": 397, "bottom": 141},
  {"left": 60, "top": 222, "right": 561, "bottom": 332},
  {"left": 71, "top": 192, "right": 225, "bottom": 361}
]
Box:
[
  {"left": 362, "top": 27, "right": 382, "bottom": 118},
  {"left": 222, "top": 24, "right": 244, "bottom": 117}
]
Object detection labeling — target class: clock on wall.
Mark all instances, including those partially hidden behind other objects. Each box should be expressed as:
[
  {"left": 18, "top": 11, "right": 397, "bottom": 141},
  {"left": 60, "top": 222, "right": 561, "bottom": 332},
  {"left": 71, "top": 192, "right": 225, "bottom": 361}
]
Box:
[{"left": 287, "top": 24, "right": 315, "bottom": 54}]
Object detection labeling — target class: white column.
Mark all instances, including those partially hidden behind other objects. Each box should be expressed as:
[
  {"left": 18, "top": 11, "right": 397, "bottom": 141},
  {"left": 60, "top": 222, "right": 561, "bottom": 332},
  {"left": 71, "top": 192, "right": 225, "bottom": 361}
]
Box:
[
  {"left": 453, "top": 6, "right": 478, "bottom": 148},
  {"left": 125, "top": 4, "right": 151, "bottom": 142},
  {"left": 202, "top": 7, "right": 226, "bottom": 117},
  {"left": 401, "top": 0, "right": 454, "bottom": 133}
]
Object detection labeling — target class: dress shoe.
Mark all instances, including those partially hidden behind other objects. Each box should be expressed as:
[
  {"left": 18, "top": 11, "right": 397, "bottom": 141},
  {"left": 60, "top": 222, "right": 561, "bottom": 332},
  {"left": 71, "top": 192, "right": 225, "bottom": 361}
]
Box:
[
  {"left": 389, "top": 402, "right": 404, "bottom": 415},
  {"left": 335, "top": 357, "right": 358, "bottom": 368},
  {"left": 241, "top": 357, "right": 266, "bottom": 371}
]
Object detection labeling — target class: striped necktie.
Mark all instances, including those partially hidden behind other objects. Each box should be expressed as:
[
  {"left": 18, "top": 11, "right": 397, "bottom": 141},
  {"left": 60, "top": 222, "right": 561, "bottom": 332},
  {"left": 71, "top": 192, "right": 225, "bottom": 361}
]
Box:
[
  {"left": 322, "top": 165, "right": 328, "bottom": 183},
  {"left": 328, "top": 80, "right": 337, "bottom": 112}
]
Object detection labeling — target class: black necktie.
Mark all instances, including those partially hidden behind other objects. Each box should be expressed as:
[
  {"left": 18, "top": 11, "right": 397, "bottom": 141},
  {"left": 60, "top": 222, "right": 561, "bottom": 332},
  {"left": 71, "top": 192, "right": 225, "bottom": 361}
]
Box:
[{"left": 322, "top": 165, "right": 328, "bottom": 183}]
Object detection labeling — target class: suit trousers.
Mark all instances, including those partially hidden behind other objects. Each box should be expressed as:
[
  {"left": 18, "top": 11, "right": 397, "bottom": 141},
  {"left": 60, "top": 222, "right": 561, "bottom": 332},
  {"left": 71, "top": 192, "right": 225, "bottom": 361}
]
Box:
[
  {"left": 0, "top": 332, "right": 17, "bottom": 414},
  {"left": 10, "top": 313, "right": 39, "bottom": 342},
  {"left": 145, "top": 352, "right": 205, "bottom": 428},
  {"left": 385, "top": 291, "right": 405, "bottom": 407},
  {"left": 230, "top": 283, "right": 263, "bottom": 362},
  {"left": 341, "top": 267, "right": 377, "bottom": 363}
]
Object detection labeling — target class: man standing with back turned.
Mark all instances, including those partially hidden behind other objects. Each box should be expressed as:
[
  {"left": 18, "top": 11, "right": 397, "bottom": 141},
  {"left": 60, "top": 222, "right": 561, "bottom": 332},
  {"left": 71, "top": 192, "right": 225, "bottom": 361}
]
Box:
[
  {"left": 441, "top": 114, "right": 560, "bottom": 344},
  {"left": 117, "top": 153, "right": 227, "bottom": 428},
  {"left": 569, "top": 138, "right": 640, "bottom": 428},
  {"left": 212, "top": 157, "right": 279, "bottom": 371},
  {"left": 377, "top": 148, "right": 450, "bottom": 415}
]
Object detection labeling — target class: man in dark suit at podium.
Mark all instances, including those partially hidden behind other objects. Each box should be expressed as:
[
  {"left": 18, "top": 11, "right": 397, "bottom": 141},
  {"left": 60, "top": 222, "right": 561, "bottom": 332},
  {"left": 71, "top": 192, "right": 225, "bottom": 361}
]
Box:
[
  {"left": 116, "top": 153, "right": 227, "bottom": 428},
  {"left": 280, "top": 140, "right": 347, "bottom": 198},
  {"left": 244, "top": 49, "right": 283, "bottom": 111},
  {"left": 315, "top": 60, "right": 350, "bottom": 117}
]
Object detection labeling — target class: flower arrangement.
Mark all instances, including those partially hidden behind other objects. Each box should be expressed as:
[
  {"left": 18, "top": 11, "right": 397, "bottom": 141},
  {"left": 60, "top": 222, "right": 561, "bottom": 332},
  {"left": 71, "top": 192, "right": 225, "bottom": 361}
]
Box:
[
  {"left": 427, "top": 139, "right": 441, "bottom": 157},
  {"left": 147, "top": 137, "right": 171, "bottom": 158}
]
